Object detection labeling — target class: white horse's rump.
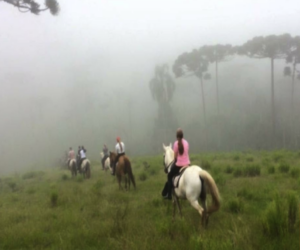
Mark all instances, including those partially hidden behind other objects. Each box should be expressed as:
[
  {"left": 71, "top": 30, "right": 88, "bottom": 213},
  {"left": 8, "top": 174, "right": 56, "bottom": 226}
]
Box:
[
  {"left": 68, "top": 159, "right": 77, "bottom": 177},
  {"left": 163, "top": 143, "right": 220, "bottom": 224},
  {"left": 100, "top": 152, "right": 111, "bottom": 173},
  {"left": 80, "top": 159, "right": 91, "bottom": 179}
]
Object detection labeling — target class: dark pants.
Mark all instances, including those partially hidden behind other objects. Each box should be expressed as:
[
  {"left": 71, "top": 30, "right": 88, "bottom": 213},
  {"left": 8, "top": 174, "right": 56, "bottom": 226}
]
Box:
[
  {"left": 112, "top": 153, "right": 125, "bottom": 174},
  {"left": 165, "top": 162, "right": 181, "bottom": 198},
  {"left": 101, "top": 155, "right": 108, "bottom": 169}
]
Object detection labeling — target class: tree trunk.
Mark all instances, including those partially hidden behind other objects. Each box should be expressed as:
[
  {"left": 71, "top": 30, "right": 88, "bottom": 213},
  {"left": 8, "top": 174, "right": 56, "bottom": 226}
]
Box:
[
  {"left": 291, "top": 63, "right": 296, "bottom": 148},
  {"left": 215, "top": 60, "right": 220, "bottom": 116},
  {"left": 200, "top": 77, "right": 207, "bottom": 148},
  {"left": 215, "top": 60, "right": 221, "bottom": 149},
  {"left": 270, "top": 58, "right": 275, "bottom": 144}
]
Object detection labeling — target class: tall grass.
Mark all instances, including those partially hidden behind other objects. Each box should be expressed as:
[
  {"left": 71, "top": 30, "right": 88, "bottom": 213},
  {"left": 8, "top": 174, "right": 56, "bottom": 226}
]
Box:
[{"left": 0, "top": 151, "right": 298, "bottom": 250}]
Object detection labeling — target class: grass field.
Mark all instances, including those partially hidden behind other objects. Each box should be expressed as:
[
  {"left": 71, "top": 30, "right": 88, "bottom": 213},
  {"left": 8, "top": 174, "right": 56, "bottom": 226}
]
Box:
[{"left": 0, "top": 150, "right": 299, "bottom": 250}]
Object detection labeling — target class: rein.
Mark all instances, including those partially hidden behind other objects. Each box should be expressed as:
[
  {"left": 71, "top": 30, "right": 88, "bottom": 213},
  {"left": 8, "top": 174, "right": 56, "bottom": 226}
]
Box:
[{"left": 163, "top": 154, "right": 174, "bottom": 173}]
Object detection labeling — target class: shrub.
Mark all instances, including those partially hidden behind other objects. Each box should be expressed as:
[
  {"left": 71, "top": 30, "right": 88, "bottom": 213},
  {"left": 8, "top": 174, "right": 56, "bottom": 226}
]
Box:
[
  {"left": 262, "top": 194, "right": 287, "bottom": 238},
  {"left": 273, "top": 153, "right": 283, "bottom": 163},
  {"left": 227, "top": 198, "right": 243, "bottom": 213},
  {"left": 148, "top": 168, "right": 158, "bottom": 176},
  {"left": 244, "top": 164, "right": 260, "bottom": 177},
  {"left": 215, "top": 175, "right": 226, "bottom": 185},
  {"left": 22, "top": 171, "right": 44, "bottom": 180},
  {"left": 50, "top": 191, "right": 58, "bottom": 207},
  {"left": 201, "top": 160, "right": 211, "bottom": 170},
  {"left": 287, "top": 192, "right": 298, "bottom": 232},
  {"left": 237, "top": 188, "right": 254, "bottom": 200},
  {"left": 278, "top": 163, "right": 290, "bottom": 173},
  {"left": 92, "top": 180, "right": 103, "bottom": 196},
  {"left": 233, "top": 155, "right": 240, "bottom": 161},
  {"left": 224, "top": 165, "right": 234, "bottom": 174},
  {"left": 7, "top": 181, "right": 17, "bottom": 192},
  {"left": 61, "top": 174, "right": 69, "bottom": 181},
  {"left": 76, "top": 175, "right": 84, "bottom": 182},
  {"left": 233, "top": 168, "right": 243, "bottom": 177},
  {"left": 290, "top": 168, "right": 300, "bottom": 178},
  {"left": 246, "top": 156, "right": 254, "bottom": 162},
  {"left": 139, "top": 172, "right": 147, "bottom": 181},
  {"left": 267, "top": 166, "right": 275, "bottom": 174}
]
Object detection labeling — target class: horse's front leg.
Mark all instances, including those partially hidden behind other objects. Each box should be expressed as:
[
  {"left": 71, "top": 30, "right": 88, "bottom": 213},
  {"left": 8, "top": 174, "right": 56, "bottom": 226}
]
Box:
[
  {"left": 172, "top": 198, "right": 176, "bottom": 221},
  {"left": 174, "top": 194, "right": 182, "bottom": 218}
]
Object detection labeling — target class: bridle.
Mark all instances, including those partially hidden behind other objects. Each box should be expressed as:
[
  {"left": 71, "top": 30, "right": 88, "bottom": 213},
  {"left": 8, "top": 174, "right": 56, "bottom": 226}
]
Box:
[{"left": 163, "top": 153, "right": 174, "bottom": 174}]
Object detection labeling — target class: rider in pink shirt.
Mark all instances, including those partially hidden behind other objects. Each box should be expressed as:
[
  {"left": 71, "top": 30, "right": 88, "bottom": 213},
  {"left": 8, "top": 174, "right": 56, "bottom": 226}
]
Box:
[
  {"left": 163, "top": 128, "right": 190, "bottom": 200},
  {"left": 173, "top": 138, "right": 190, "bottom": 166},
  {"left": 67, "top": 147, "right": 75, "bottom": 166}
]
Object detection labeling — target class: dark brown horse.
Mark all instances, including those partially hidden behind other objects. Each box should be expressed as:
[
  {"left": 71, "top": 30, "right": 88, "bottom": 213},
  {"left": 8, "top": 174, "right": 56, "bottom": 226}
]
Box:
[{"left": 109, "top": 152, "right": 136, "bottom": 190}]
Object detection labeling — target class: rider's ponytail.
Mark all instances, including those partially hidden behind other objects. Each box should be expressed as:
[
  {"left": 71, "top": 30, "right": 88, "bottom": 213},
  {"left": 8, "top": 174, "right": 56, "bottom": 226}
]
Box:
[
  {"left": 177, "top": 129, "right": 184, "bottom": 155},
  {"left": 119, "top": 142, "right": 123, "bottom": 152}
]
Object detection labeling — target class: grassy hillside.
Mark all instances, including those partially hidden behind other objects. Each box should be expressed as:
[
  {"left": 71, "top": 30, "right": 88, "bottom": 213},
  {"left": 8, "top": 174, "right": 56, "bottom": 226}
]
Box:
[{"left": 0, "top": 150, "right": 299, "bottom": 250}]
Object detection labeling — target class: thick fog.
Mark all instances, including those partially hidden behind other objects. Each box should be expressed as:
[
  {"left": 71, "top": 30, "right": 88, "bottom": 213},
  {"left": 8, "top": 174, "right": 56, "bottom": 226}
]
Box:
[{"left": 1, "top": 0, "right": 300, "bottom": 174}]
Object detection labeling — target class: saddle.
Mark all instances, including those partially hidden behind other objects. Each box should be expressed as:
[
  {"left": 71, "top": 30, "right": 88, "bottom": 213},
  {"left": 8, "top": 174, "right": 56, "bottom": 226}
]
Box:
[
  {"left": 172, "top": 166, "right": 189, "bottom": 188},
  {"left": 172, "top": 166, "right": 206, "bottom": 199}
]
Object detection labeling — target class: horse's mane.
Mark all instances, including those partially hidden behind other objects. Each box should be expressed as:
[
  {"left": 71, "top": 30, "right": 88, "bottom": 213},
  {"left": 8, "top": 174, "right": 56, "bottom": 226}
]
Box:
[
  {"left": 165, "top": 146, "right": 174, "bottom": 159},
  {"left": 110, "top": 151, "right": 117, "bottom": 156}
]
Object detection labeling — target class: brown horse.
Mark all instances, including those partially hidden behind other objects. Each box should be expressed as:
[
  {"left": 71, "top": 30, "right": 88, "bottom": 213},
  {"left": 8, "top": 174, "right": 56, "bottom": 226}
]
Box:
[{"left": 109, "top": 152, "right": 136, "bottom": 190}]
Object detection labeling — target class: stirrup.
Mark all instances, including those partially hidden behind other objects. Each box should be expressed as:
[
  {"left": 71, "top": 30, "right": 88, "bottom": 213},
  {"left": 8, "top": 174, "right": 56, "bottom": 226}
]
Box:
[{"left": 163, "top": 194, "right": 172, "bottom": 200}]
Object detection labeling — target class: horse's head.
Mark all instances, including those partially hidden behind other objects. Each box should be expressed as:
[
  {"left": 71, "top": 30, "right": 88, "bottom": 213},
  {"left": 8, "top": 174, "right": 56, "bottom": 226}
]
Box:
[
  {"left": 109, "top": 151, "right": 116, "bottom": 166},
  {"left": 162, "top": 143, "right": 174, "bottom": 174}
]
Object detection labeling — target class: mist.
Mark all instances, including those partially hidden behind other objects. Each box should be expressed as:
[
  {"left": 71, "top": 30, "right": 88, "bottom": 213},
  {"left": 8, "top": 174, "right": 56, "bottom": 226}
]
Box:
[{"left": 1, "top": 0, "right": 300, "bottom": 175}]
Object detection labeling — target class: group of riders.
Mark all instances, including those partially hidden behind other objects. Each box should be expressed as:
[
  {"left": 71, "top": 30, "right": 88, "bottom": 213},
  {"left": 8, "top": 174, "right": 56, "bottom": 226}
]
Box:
[
  {"left": 65, "top": 137, "right": 125, "bottom": 176},
  {"left": 65, "top": 129, "right": 189, "bottom": 201},
  {"left": 66, "top": 145, "right": 87, "bottom": 173}
]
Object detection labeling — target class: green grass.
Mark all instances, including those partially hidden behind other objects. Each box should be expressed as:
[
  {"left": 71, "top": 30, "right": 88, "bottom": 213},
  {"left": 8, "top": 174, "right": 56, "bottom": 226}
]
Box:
[{"left": 0, "top": 150, "right": 299, "bottom": 250}]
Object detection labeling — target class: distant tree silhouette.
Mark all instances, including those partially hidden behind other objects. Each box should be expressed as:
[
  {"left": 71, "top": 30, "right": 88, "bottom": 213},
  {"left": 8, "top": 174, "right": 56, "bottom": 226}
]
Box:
[
  {"left": 238, "top": 33, "right": 293, "bottom": 137},
  {"left": 2, "top": 0, "right": 59, "bottom": 15},
  {"left": 173, "top": 49, "right": 211, "bottom": 128},
  {"left": 149, "top": 64, "right": 176, "bottom": 144},
  {"left": 199, "top": 44, "right": 233, "bottom": 116},
  {"left": 284, "top": 36, "right": 300, "bottom": 147}
]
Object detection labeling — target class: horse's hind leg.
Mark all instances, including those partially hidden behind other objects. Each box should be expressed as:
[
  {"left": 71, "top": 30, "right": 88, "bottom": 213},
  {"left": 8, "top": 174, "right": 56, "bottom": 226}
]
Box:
[
  {"left": 124, "top": 175, "right": 128, "bottom": 191},
  {"left": 189, "top": 199, "right": 204, "bottom": 217},
  {"left": 200, "top": 190, "right": 208, "bottom": 227},
  {"left": 117, "top": 175, "right": 123, "bottom": 190}
]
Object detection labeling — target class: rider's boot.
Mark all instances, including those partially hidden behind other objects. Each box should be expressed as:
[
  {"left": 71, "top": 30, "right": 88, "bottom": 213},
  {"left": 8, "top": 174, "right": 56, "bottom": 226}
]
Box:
[{"left": 163, "top": 179, "right": 172, "bottom": 200}]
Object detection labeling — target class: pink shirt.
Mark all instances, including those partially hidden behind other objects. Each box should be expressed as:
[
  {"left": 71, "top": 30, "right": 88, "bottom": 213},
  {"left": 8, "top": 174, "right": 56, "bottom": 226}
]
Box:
[
  {"left": 68, "top": 150, "right": 75, "bottom": 159},
  {"left": 173, "top": 139, "right": 190, "bottom": 167}
]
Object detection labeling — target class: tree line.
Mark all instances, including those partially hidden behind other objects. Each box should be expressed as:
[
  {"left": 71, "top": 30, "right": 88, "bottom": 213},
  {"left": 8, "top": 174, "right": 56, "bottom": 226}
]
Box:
[{"left": 150, "top": 34, "right": 300, "bottom": 151}]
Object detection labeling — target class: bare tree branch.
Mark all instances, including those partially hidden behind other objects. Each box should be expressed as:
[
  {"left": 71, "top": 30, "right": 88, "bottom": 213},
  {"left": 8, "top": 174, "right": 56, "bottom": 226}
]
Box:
[{"left": 2, "top": 0, "right": 59, "bottom": 15}]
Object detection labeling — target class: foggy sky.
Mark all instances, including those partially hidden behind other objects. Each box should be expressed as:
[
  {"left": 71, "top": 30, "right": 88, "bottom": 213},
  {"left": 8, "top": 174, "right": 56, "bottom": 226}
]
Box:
[{"left": 0, "top": 0, "right": 299, "bottom": 174}]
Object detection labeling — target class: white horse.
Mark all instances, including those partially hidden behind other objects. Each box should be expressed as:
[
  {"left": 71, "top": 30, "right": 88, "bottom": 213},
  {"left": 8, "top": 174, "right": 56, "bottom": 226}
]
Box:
[
  {"left": 68, "top": 158, "right": 77, "bottom": 177},
  {"left": 80, "top": 159, "right": 91, "bottom": 179},
  {"left": 163, "top": 143, "right": 221, "bottom": 226},
  {"left": 100, "top": 152, "right": 111, "bottom": 173}
]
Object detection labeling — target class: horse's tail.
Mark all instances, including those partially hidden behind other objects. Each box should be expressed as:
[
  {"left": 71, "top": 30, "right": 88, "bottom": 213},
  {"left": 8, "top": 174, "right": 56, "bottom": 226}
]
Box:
[
  {"left": 86, "top": 160, "right": 91, "bottom": 179},
  {"left": 125, "top": 157, "right": 136, "bottom": 189},
  {"left": 199, "top": 170, "right": 220, "bottom": 214}
]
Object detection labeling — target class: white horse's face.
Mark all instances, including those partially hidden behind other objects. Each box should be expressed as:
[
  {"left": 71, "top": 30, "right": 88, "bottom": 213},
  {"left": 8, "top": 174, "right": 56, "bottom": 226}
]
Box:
[{"left": 163, "top": 143, "right": 174, "bottom": 173}]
